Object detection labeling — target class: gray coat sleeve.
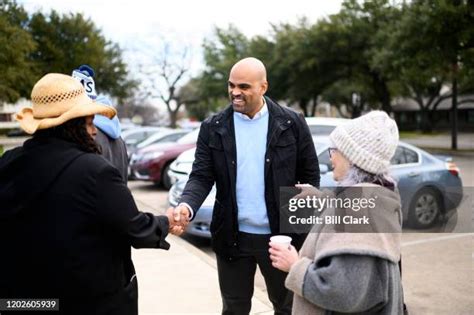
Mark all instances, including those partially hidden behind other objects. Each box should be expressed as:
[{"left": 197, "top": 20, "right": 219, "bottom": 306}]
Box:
[{"left": 302, "top": 254, "right": 390, "bottom": 313}]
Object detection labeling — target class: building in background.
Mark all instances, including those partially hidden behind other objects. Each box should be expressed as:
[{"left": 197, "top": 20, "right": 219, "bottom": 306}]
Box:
[{"left": 392, "top": 95, "right": 474, "bottom": 132}]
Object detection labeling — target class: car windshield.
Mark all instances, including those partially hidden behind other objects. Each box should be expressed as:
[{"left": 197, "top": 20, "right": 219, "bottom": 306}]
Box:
[
  {"left": 122, "top": 127, "right": 162, "bottom": 140},
  {"left": 136, "top": 131, "right": 188, "bottom": 149},
  {"left": 309, "top": 125, "right": 337, "bottom": 136}
]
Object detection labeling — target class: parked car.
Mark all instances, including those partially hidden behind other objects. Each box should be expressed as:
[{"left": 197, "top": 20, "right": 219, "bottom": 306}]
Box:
[
  {"left": 122, "top": 126, "right": 169, "bottom": 156},
  {"left": 168, "top": 125, "right": 463, "bottom": 237},
  {"left": 130, "top": 129, "right": 190, "bottom": 157},
  {"left": 167, "top": 148, "right": 196, "bottom": 185},
  {"left": 305, "top": 117, "right": 349, "bottom": 136},
  {"left": 168, "top": 179, "right": 216, "bottom": 238},
  {"left": 129, "top": 128, "right": 199, "bottom": 189}
]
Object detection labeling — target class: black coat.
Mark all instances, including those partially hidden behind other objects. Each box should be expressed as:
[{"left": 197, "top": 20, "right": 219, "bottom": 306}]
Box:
[
  {"left": 0, "top": 136, "right": 170, "bottom": 315},
  {"left": 180, "top": 97, "right": 320, "bottom": 259}
]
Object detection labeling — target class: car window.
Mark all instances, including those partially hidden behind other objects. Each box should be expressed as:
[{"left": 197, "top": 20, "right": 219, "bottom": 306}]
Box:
[
  {"left": 309, "top": 125, "right": 337, "bottom": 136},
  {"left": 390, "top": 146, "right": 419, "bottom": 165},
  {"left": 318, "top": 149, "right": 333, "bottom": 171},
  {"left": 124, "top": 131, "right": 146, "bottom": 142},
  {"left": 146, "top": 136, "right": 169, "bottom": 146},
  {"left": 145, "top": 131, "right": 158, "bottom": 138},
  {"left": 137, "top": 132, "right": 153, "bottom": 143},
  {"left": 160, "top": 133, "right": 186, "bottom": 143},
  {"left": 390, "top": 146, "right": 406, "bottom": 165},
  {"left": 404, "top": 147, "right": 419, "bottom": 164},
  {"left": 170, "top": 132, "right": 188, "bottom": 142}
]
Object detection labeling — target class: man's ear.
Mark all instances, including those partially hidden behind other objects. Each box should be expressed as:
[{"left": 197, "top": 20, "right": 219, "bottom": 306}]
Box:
[{"left": 261, "top": 81, "right": 268, "bottom": 95}]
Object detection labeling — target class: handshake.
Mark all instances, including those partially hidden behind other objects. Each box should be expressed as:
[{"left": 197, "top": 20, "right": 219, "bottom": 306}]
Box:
[{"left": 165, "top": 205, "right": 191, "bottom": 236}]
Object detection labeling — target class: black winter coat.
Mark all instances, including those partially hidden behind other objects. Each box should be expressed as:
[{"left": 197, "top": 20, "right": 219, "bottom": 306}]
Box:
[
  {"left": 180, "top": 97, "right": 320, "bottom": 259},
  {"left": 0, "top": 136, "right": 169, "bottom": 315}
]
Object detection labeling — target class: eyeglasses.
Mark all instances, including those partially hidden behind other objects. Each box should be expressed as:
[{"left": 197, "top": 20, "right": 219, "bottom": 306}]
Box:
[{"left": 328, "top": 147, "right": 338, "bottom": 158}]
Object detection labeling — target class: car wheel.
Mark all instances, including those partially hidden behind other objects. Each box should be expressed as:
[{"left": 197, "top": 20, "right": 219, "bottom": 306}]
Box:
[
  {"left": 161, "top": 163, "right": 172, "bottom": 190},
  {"left": 408, "top": 187, "right": 442, "bottom": 229}
]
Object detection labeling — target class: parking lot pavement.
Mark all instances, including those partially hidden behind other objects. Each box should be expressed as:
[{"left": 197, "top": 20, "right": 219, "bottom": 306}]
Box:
[
  {"left": 399, "top": 149, "right": 473, "bottom": 314},
  {"left": 402, "top": 233, "right": 473, "bottom": 314},
  {"left": 453, "top": 153, "right": 474, "bottom": 186}
]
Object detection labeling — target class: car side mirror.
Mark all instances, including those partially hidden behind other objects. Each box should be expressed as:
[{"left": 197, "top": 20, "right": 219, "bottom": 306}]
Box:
[{"left": 319, "top": 164, "right": 329, "bottom": 174}]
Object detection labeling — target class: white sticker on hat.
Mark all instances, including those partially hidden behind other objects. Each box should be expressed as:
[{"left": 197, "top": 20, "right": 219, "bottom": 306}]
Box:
[{"left": 72, "top": 70, "right": 97, "bottom": 99}]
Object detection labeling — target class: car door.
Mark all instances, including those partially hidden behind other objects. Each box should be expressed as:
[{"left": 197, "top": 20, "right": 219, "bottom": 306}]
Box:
[{"left": 390, "top": 145, "right": 423, "bottom": 213}]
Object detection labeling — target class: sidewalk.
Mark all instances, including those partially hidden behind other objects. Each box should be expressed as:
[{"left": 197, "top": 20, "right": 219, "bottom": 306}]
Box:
[{"left": 131, "top": 198, "right": 274, "bottom": 315}]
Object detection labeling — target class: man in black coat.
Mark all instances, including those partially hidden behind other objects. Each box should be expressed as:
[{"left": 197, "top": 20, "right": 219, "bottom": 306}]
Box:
[{"left": 173, "top": 58, "right": 320, "bottom": 314}]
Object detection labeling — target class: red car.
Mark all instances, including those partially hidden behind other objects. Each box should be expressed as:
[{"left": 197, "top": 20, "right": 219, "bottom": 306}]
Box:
[{"left": 129, "top": 129, "right": 198, "bottom": 189}]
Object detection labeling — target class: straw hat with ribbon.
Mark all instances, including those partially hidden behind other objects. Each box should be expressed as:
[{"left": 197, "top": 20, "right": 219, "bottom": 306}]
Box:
[{"left": 16, "top": 73, "right": 116, "bottom": 134}]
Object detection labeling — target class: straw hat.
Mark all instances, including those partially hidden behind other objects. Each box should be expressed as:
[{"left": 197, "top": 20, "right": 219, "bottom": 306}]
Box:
[{"left": 16, "top": 73, "right": 116, "bottom": 134}]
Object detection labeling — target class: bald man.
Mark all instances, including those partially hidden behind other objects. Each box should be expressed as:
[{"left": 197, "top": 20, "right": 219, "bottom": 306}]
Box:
[{"left": 174, "top": 57, "right": 320, "bottom": 314}]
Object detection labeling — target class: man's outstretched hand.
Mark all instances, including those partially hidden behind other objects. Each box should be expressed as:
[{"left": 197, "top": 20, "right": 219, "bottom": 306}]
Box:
[{"left": 165, "top": 206, "right": 191, "bottom": 236}]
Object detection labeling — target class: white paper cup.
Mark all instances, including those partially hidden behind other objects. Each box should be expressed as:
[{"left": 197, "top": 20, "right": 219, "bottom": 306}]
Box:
[{"left": 270, "top": 235, "right": 292, "bottom": 248}]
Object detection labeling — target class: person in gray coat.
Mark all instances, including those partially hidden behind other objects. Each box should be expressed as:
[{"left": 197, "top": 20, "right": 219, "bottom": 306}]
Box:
[{"left": 269, "top": 111, "right": 404, "bottom": 314}]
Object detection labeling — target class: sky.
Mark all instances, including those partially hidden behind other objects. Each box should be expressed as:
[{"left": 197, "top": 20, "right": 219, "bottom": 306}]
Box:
[{"left": 19, "top": 0, "right": 343, "bottom": 72}]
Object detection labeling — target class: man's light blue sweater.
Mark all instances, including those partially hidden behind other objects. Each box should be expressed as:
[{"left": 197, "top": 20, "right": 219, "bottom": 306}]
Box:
[{"left": 233, "top": 104, "right": 271, "bottom": 234}]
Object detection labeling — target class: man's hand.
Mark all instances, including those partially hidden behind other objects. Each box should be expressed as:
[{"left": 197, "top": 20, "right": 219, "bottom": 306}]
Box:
[
  {"left": 173, "top": 204, "right": 191, "bottom": 226},
  {"left": 165, "top": 207, "right": 189, "bottom": 236}
]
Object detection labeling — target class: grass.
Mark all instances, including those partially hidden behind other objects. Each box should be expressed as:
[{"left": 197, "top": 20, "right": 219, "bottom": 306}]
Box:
[
  {"left": 399, "top": 131, "right": 444, "bottom": 138},
  {"left": 416, "top": 146, "right": 474, "bottom": 154}
]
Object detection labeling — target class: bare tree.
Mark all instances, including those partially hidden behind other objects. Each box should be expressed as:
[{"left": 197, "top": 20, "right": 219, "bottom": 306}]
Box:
[
  {"left": 116, "top": 87, "right": 161, "bottom": 125},
  {"left": 139, "top": 43, "right": 192, "bottom": 128}
]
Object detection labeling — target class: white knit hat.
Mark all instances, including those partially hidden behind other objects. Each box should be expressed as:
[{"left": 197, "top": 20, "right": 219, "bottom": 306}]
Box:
[{"left": 329, "top": 111, "right": 399, "bottom": 174}]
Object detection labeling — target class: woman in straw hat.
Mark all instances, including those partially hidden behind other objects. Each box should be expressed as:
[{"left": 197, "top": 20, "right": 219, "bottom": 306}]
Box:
[
  {"left": 269, "top": 111, "right": 405, "bottom": 314},
  {"left": 0, "top": 73, "right": 185, "bottom": 315}
]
